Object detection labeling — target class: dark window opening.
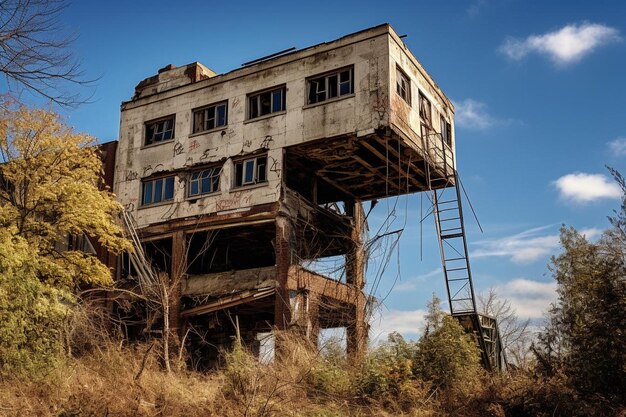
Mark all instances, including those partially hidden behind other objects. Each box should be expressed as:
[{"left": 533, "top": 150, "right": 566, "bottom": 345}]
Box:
[
  {"left": 418, "top": 92, "right": 431, "bottom": 126},
  {"left": 141, "top": 176, "right": 175, "bottom": 206},
  {"left": 248, "top": 87, "right": 285, "bottom": 119},
  {"left": 441, "top": 116, "right": 452, "bottom": 147},
  {"left": 307, "top": 67, "right": 354, "bottom": 104},
  {"left": 189, "top": 167, "right": 221, "bottom": 197},
  {"left": 143, "top": 238, "right": 172, "bottom": 275},
  {"left": 396, "top": 67, "right": 411, "bottom": 105},
  {"left": 186, "top": 225, "right": 276, "bottom": 274},
  {"left": 193, "top": 101, "right": 228, "bottom": 133},
  {"left": 145, "top": 116, "right": 175, "bottom": 146},
  {"left": 234, "top": 156, "right": 268, "bottom": 187}
]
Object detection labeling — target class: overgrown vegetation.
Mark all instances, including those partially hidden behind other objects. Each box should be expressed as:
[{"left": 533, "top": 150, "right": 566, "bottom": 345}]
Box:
[
  {"left": 0, "top": 105, "right": 624, "bottom": 416},
  {"left": 531, "top": 169, "right": 626, "bottom": 409},
  {"left": 0, "top": 103, "right": 129, "bottom": 374}
]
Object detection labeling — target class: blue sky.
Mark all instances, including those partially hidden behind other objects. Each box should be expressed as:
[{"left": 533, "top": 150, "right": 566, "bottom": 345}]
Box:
[{"left": 26, "top": 0, "right": 626, "bottom": 340}]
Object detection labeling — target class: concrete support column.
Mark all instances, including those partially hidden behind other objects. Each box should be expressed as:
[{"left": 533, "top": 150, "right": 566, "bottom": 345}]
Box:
[
  {"left": 345, "top": 201, "right": 367, "bottom": 359},
  {"left": 170, "top": 230, "right": 186, "bottom": 346},
  {"left": 274, "top": 215, "right": 293, "bottom": 332}
]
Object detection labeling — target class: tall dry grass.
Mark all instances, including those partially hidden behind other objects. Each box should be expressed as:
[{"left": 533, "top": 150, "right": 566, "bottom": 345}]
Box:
[{"left": 1, "top": 326, "right": 623, "bottom": 417}]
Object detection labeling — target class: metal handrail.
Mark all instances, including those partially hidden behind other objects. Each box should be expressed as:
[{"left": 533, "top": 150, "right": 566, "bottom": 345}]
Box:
[{"left": 421, "top": 130, "right": 455, "bottom": 178}]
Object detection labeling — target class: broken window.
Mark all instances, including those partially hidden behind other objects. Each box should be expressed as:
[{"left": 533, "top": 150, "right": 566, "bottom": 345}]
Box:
[
  {"left": 141, "top": 176, "right": 175, "bottom": 206},
  {"left": 396, "top": 67, "right": 411, "bottom": 104},
  {"left": 418, "top": 92, "right": 432, "bottom": 126},
  {"left": 307, "top": 66, "right": 354, "bottom": 104},
  {"left": 193, "top": 101, "right": 228, "bottom": 133},
  {"left": 234, "top": 155, "right": 267, "bottom": 187},
  {"left": 188, "top": 167, "right": 221, "bottom": 197},
  {"left": 441, "top": 115, "right": 452, "bottom": 147},
  {"left": 145, "top": 115, "right": 175, "bottom": 146},
  {"left": 248, "top": 86, "right": 285, "bottom": 119}
]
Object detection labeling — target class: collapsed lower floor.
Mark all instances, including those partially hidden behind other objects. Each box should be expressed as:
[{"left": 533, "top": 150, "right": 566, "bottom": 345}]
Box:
[{"left": 114, "top": 192, "right": 369, "bottom": 368}]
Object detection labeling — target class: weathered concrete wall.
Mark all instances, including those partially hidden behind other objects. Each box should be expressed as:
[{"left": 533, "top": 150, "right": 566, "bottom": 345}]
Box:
[
  {"left": 388, "top": 31, "right": 455, "bottom": 161},
  {"left": 114, "top": 24, "right": 454, "bottom": 229},
  {"left": 115, "top": 26, "right": 392, "bottom": 228},
  {"left": 134, "top": 62, "right": 217, "bottom": 99}
]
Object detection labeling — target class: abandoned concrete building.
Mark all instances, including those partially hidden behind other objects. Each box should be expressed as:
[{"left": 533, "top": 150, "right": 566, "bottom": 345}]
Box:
[{"left": 107, "top": 24, "right": 502, "bottom": 370}]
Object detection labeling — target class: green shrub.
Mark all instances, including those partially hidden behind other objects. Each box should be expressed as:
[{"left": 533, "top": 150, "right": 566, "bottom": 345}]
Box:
[{"left": 413, "top": 296, "right": 482, "bottom": 393}]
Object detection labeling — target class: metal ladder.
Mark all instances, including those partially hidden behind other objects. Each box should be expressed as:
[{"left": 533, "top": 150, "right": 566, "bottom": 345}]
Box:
[
  {"left": 430, "top": 168, "right": 506, "bottom": 371},
  {"left": 432, "top": 172, "right": 477, "bottom": 315}
]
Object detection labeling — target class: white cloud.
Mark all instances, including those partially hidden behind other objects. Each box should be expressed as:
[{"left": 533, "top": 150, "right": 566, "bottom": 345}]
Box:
[
  {"left": 454, "top": 99, "right": 495, "bottom": 130},
  {"left": 395, "top": 268, "right": 441, "bottom": 291},
  {"left": 473, "top": 225, "right": 559, "bottom": 263},
  {"left": 494, "top": 278, "right": 557, "bottom": 319},
  {"left": 554, "top": 172, "right": 622, "bottom": 203},
  {"left": 472, "top": 224, "right": 602, "bottom": 264},
  {"left": 370, "top": 308, "right": 426, "bottom": 343},
  {"left": 500, "top": 22, "right": 621, "bottom": 65},
  {"left": 467, "top": 0, "right": 487, "bottom": 17},
  {"left": 580, "top": 227, "right": 603, "bottom": 239},
  {"left": 608, "top": 138, "right": 626, "bottom": 156}
]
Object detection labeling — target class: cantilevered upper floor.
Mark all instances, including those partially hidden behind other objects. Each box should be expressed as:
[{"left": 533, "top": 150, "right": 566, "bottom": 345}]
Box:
[{"left": 114, "top": 23, "right": 456, "bottom": 229}]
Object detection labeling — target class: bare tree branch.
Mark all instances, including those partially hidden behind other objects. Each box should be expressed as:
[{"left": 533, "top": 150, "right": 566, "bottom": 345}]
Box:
[
  {"left": 0, "top": 0, "right": 95, "bottom": 107},
  {"left": 478, "top": 288, "right": 532, "bottom": 366}
]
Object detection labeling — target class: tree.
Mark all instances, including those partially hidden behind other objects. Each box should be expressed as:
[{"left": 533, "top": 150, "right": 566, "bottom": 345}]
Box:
[
  {"left": 606, "top": 167, "right": 626, "bottom": 257},
  {"left": 0, "top": 0, "right": 91, "bottom": 107},
  {"left": 0, "top": 103, "right": 129, "bottom": 373},
  {"left": 478, "top": 288, "right": 531, "bottom": 366},
  {"left": 535, "top": 224, "right": 626, "bottom": 400}
]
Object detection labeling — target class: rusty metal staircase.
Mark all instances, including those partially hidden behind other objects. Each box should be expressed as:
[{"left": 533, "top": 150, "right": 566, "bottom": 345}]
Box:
[
  {"left": 432, "top": 172, "right": 476, "bottom": 315},
  {"left": 431, "top": 172, "right": 506, "bottom": 371},
  {"left": 422, "top": 131, "right": 505, "bottom": 371}
]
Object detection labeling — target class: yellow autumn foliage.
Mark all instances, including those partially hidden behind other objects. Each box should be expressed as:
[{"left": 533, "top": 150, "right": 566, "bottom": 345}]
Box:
[{"left": 0, "top": 103, "right": 130, "bottom": 373}]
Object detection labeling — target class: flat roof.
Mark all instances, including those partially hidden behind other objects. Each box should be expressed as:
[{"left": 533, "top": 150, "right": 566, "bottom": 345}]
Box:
[{"left": 122, "top": 23, "right": 452, "bottom": 111}]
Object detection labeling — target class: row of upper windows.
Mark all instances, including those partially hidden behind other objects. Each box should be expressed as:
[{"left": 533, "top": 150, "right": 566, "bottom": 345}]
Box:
[
  {"left": 395, "top": 66, "right": 452, "bottom": 147},
  {"left": 144, "top": 66, "right": 355, "bottom": 147},
  {"left": 140, "top": 155, "right": 268, "bottom": 207}
]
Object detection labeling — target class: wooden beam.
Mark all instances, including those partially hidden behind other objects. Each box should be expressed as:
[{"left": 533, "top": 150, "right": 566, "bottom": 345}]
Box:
[
  {"left": 181, "top": 288, "right": 276, "bottom": 317},
  {"left": 359, "top": 140, "right": 425, "bottom": 191},
  {"left": 352, "top": 154, "right": 404, "bottom": 194},
  {"left": 373, "top": 135, "right": 429, "bottom": 179},
  {"left": 138, "top": 204, "right": 278, "bottom": 239}
]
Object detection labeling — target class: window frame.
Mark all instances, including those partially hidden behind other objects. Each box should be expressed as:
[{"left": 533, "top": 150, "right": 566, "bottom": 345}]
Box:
[
  {"left": 140, "top": 175, "right": 176, "bottom": 207},
  {"left": 247, "top": 86, "right": 286, "bottom": 120},
  {"left": 233, "top": 155, "right": 268, "bottom": 188},
  {"left": 144, "top": 115, "right": 176, "bottom": 147},
  {"left": 418, "top": 92, "right": 432, "bottom": 126},
  {"left": 306, "top": 66, "right": 354, "bottom": 105},
  {"left": 396, "top": 66, "right": 411, "bottom": 105},
  {"left": 440, "top": 115, "right": 452, "bottom": 148},
  {"left": 192, "top": 101, "right": 228, "bottom": 134},
  {"left": 187, "top": 166, "right": 222, "bottom": 198}
]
